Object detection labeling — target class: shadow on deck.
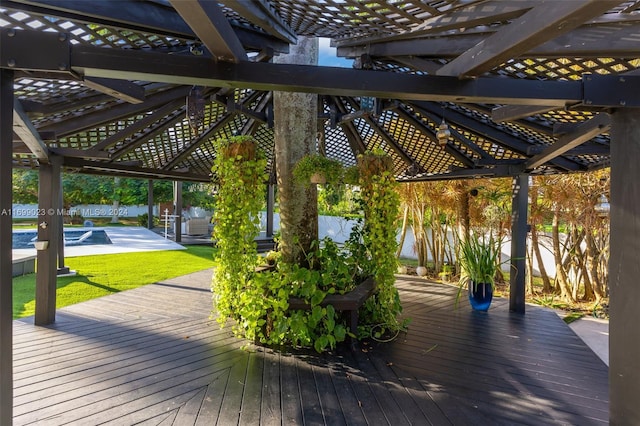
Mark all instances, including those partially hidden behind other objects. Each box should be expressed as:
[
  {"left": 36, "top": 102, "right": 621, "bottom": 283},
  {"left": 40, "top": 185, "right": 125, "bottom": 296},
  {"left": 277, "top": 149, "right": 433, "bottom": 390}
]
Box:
[{"left": 12, "top": 272, "right": 608, "bottom": 425}]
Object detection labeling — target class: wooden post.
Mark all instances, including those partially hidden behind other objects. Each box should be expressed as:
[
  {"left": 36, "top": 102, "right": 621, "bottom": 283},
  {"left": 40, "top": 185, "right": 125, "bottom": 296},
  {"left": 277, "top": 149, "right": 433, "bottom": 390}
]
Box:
[
  {"left": 609, "top": 107, "right": 640, "bottom": 424},
  {"left": 35, "top": 155, "right": 62, "bottom": 325},
  {"left": 0, "top": 68, "right": 14, "bottom": 426},
  {"left": 147, "top": 179, "right": 154, "bottom": 229},
  {"left": 174, "top": 180, "right": 182, "bottom": 243},
  {"left": 509, "top": 173, "right": 529, "bottom": 313}
]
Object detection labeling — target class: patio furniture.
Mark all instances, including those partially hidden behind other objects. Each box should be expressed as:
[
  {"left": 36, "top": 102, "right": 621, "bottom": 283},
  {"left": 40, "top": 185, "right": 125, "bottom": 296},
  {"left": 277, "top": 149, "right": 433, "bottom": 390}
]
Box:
[{"left": 185, "top": 218, "right": 210, "bottom": 236}]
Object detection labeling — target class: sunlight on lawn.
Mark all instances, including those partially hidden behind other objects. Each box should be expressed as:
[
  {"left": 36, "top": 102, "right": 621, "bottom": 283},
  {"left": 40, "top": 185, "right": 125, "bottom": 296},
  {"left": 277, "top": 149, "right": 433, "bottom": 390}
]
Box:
[{"left": 12, "top": 246, "right": 216, "bottom": 319}]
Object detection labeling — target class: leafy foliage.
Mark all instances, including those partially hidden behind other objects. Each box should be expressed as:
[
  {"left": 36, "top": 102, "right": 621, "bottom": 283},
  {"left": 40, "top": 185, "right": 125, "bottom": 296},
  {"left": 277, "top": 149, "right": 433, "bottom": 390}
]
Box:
[
  {"left": 355, "top": 151, "right": 405, "bottom": 334},
  {"left": 12, "top": 169, "right": 213, "bottom": 209},
  {"left": 211, "top": 145, "right": 405, "bottom": 352},
  {"left": 292, "top": 154, "right": 344, "bottom": 186},
  {"left": 210, "top": 136, "right": 267, "bottom": 330},
  {"left": 458, "top": 233, "right": 502, "bottom": 288}
]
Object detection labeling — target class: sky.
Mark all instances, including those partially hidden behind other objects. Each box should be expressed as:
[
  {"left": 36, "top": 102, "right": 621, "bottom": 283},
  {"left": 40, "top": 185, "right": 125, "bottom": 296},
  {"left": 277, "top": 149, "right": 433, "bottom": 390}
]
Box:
[{"left": 318, "top": 38, "right": 353, "bottom": 68}]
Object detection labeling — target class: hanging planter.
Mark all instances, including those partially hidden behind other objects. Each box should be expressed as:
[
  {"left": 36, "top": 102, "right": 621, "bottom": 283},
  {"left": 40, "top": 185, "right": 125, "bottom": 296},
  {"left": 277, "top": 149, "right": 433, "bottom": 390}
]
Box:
[
  {"left": 293, "top": 154, "right": 344, "bottom": 186},
  {"left": 219, "top": 138, "right": 256, "bottom": 161},
  {"left": 310, "top": 172, "right": 327, "bottom": 184}
]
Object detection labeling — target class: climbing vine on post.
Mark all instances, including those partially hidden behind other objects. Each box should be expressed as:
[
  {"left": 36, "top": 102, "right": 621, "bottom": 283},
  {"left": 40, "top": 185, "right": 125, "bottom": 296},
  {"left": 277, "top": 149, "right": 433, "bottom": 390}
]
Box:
[
  {"left": 210, "top": 136, "right": 267, "bottom": 332},
  {"left": 356, "top": 150, "right": 403, "bottom": 330}
]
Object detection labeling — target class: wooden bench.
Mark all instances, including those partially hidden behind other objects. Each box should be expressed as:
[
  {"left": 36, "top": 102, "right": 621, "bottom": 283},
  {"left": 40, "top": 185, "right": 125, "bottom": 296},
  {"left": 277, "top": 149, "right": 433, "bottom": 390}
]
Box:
[{"left": 287, "top": 276, "right": 376, "bottom": 334}]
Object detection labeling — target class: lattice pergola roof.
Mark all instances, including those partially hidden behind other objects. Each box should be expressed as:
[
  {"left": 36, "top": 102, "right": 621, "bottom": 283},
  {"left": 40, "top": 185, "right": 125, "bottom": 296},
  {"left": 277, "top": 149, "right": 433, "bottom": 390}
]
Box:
[{"left": 3, "top": 0, "right": 639, "bottom": 182}]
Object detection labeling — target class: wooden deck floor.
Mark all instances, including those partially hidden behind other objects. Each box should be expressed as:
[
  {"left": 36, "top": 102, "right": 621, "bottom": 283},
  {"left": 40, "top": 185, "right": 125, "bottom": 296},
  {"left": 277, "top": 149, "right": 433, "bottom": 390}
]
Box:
[{"left": 13, "top": 272, "right": 608, "bottom": 425}]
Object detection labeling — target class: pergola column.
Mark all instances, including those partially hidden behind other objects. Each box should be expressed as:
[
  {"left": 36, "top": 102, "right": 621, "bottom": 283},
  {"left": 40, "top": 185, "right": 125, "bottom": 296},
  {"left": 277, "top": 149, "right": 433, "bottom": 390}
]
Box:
[
  {"left": 609, "top": 107, "right": 640, "bottom": 424},
  {"left": 0, "top": 68, "right": 14, "bottom": 426},
  {"left": 147, "top": 179, "right": 154, "bottom": 229},
  {"left": 35, "top": 155, "right": 62, "bottom": 325},
  {"left": 174, "top": 180, "right": 182, "bottom": 243},
  {"left": 509, "top": 173, "right": 529, "bottom": 313}
]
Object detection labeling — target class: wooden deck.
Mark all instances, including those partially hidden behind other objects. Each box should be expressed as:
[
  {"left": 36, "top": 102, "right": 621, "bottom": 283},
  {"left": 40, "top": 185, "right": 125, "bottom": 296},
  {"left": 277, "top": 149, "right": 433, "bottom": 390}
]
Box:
[{"left": 12, "top": 272, "right": 608, "bottom": 425}]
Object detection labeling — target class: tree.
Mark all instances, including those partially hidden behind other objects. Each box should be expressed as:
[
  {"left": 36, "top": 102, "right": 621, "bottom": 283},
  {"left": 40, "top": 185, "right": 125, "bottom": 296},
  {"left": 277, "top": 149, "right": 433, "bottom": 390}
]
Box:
[
  {"left": 12, "top": 169, "right": 38, "bottom": 204},
  {"left": 273, "top": 37, "right": 319, "bottom": 265}
]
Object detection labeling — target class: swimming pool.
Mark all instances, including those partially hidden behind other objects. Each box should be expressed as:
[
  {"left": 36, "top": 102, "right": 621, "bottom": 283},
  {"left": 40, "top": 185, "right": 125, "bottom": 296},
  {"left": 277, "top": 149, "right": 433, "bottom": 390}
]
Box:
[{"left": 12, "top": 229, "right": 112, "bottom": 249}]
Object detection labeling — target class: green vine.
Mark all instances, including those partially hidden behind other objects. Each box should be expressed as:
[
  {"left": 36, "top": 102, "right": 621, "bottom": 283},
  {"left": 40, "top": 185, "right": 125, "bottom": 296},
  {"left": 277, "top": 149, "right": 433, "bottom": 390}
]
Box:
[
  {"left": 356, "top": 150, "right": 405, "bottom": 336},
  {"left": 211, "top": 143, "right": 405, "bottom": 352},
  {"left": 211, "top": 136, "right": 267, "bottom": 335}
]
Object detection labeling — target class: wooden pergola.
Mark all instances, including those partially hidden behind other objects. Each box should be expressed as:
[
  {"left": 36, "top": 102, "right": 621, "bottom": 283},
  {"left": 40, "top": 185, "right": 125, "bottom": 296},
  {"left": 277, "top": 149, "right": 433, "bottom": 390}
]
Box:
[{"left": 1, "top": 1, "right": 638, "bottom": 422}]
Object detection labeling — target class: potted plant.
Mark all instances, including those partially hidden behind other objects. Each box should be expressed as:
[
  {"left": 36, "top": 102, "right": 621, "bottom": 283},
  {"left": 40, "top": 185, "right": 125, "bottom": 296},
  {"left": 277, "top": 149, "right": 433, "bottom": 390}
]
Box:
[
  {"left": 439, "top": 263, "right": 454, "bottom": 283},
  {"left": 456, "top": 233, "right": 503, "bottom": 311},
  {"left": 293, "top": 154, "right": 344, "bottom": 185}
]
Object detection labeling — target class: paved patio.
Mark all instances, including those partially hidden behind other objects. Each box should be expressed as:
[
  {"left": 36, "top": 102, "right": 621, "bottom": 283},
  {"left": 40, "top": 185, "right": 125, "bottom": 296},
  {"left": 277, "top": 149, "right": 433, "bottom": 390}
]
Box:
[{"left": 12, "top": 273, "right": 608, "bottom": 425}]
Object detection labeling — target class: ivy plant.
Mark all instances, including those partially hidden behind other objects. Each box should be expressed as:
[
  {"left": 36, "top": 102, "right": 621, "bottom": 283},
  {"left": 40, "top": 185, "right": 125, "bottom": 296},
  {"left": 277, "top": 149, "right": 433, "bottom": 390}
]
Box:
[
  {"left": 355, "top": 150, "right": 406, "bottom": 337},
  {"left": 211, "top": 142, "right": 406, "bottom": 352},
  {"left": 210, "top": 135, "right": 267, "bottom": 332}
]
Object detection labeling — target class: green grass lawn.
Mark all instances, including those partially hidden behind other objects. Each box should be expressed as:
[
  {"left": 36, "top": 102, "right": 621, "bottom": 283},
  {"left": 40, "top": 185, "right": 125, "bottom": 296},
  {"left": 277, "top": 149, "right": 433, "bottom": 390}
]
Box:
[{"left": 12, "top": 245, "right": 217, "bottom": 319}]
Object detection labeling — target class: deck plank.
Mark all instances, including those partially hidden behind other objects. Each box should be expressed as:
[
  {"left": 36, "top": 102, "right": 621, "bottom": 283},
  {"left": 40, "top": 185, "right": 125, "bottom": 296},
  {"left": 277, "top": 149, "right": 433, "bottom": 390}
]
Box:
[{"left": 12, "top": 271, "right": 609, "bottom": 425}]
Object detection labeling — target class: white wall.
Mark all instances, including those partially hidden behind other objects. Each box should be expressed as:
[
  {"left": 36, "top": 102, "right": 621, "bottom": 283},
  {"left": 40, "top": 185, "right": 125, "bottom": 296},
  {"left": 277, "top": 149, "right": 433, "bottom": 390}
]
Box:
[{"left": 259, "top": 212, "right": 557, "bottom": 278}]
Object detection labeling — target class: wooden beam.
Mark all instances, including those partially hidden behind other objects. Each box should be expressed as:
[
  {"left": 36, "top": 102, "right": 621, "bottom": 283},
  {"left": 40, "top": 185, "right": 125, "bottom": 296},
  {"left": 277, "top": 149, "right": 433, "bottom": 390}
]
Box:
[
  {"left": 161, "top": 111, "right": 235, "bottom": 171},
  {"left": 491, "top": 105, "right": 558, "bottom": 122},
  {"left": 410, "top": 101, "right": 585, "bottom": 172},
  {"left": 3, "top": 0, "right": 289, "bottom": 52},
  {"left": 65, "top": 44, "right": 584, "bottom": 106},
  {"left": 108, "top": 107, "right": 186, "bottom": 161},
  {"left": 62, "top": 157, "right": 211, "bottom": 181},
  {"left": 49, "top": 147, "right": 110, "bottom": 160},
  {"left": 342, "top": 97, "right": 414, "bottom": 166},
  {"left": 83, "top": 77, "right": 145, "bottom": 104},
  {"left": 526, "top": 113, "right": 611, "bottom": 170},
  {"left": 333, "top": 0, "right": 535, "bottom": 47},
  {"left": 13, "top": 100, "right": 49, "bottom": 162},
  {"left": 218, "top": 0, "right": 297, "bottom": 44},
  {"left": 436, "top": 0, "right": 625, "bottom": 77},
  {"left": 390, "top": 56, "right": 442, "bottom": 74},
  {"left": 37, "top": 86, "right": 191, "bottom": 138},
  {"left": 3, "top": 28, "right": 610, "bottom": 106},
  {"left": 161, "top": 89, "right": 262, "bottom": 170},
  {"left": 396, "top": 164, "right": 519, "bottom": 182},
  {"left": 394, "top": 104, "right": 476, "bottom": 168},
  {"left": 87, "top": 99, "right": 186, "bottom": 153},
  {"left": 170, "top": 0, "right": 248, "bottom": 63},
  {"left": 330, "top": 96, "right": 367, "bottom": 156},
  {"left": 339, "top": 17, "right": 640, "bottom": 60}
]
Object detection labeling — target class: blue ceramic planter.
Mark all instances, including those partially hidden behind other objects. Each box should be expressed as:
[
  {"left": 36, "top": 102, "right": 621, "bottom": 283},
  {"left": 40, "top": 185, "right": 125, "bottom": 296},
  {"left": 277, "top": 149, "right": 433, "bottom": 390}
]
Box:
[{"left": 468, "top": 281, "right": 493, "bottom": 311}]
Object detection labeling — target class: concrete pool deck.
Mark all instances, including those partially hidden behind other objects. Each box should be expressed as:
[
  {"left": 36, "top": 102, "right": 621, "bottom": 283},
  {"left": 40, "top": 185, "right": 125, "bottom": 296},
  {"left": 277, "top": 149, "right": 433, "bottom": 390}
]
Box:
[{"left": 12, "top": 226, "right": 185, "bottom": 258}]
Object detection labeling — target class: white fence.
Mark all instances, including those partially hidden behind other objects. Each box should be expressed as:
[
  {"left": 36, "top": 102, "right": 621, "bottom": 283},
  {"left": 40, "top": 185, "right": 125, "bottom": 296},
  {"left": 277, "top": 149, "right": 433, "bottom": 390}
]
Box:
[{"left": 260, "top": 212, "right": 556, "bottom": 277}]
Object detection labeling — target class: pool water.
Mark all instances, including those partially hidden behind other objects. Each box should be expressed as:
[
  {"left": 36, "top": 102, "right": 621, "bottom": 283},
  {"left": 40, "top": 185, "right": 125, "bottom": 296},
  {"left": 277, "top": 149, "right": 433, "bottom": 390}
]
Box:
[{"left": 12, "top": 230, "right": 112, "bottom": 249}]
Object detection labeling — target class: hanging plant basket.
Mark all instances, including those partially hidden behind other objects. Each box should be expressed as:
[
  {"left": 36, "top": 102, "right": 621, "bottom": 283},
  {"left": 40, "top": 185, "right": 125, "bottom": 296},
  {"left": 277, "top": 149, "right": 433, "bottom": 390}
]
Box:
[
  {"left": 310, "top": 172, "right": 327, "bottom": 184},
  {"left": 220, "top": 138, "right": 257, "bottom": 161},
  {"left": 293, "top": 154, "right": 344, "bottom": 186},
  {"left": 357, "top": 152, "right": 394, "bottom": 180}
]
